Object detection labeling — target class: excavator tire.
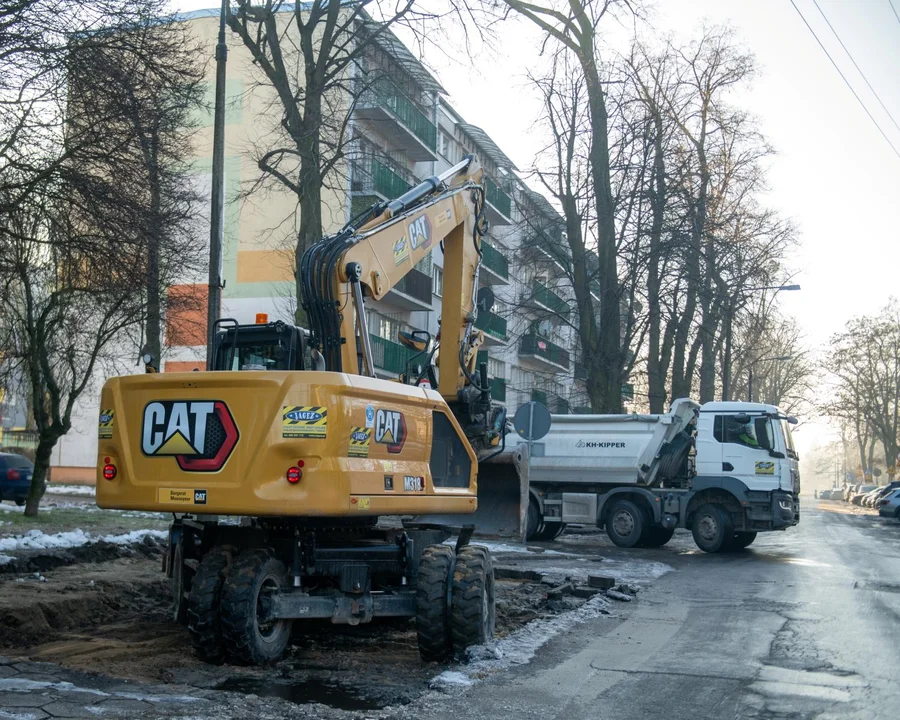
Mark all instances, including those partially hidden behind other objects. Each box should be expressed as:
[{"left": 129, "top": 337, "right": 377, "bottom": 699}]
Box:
[
  {"left": 171, "top": 536, "right": 189, "bottom": 625},
  {"left": 187, "top": 546, "right": 235, "bottom": 664},
  {"left": 416, "top": 544, "right": 454, "bottom": 661},
  {"left": 220, "top": 549, "right": 293, "bottom": 665},
  {"left": 450, "top": 545, "right": 495, "bottom": 657}
]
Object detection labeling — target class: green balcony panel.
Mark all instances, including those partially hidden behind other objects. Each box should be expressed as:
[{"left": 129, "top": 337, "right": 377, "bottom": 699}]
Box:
[
  {"left": 532, "top": 281, "right": 570, "bottom": 317},
  {"left": 369, "top": 334, "right": 419, "bottom": 375},
  {"left": 475, "top": 310, "right": 507, "bottom": 341},
  {"left": 481, "top": 242, "right": 509, "bottom": 280},
  {"left": 373, "top": 160, "right": 411, "bottom": 199},
  {"left": 371, "top": 78, "right": 436, "bottom": 151},
  {"left": 531, "top": 389, "right": 548, "bottom": 405},
  {"left": 485, "top": 176, "right": 512, "bottom": 218},
  {"left": 490, "top": 378, "right": 506, "bottom": 402},
  {"left": 520, "top": 332, "right": 571, "bottom": 370}
]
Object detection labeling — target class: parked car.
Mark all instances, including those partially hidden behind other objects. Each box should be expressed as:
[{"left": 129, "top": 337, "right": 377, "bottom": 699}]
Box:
[
  {"left": 870, "top": 482, "right": 900, "bottom": 506},
  {"left": 843, "top": 483, "right": 860, "bottom": 502},
  {"left": 821, "top": 488, "right": 840, "bottom": 500},
  {"left": 0, "top": 452, "right": 35, "bottom": 506},
  {"left": 877, "top": 489, "right": 900, "bottom": 519},
  {"left": 862, "top": 488, "right": 883, "bottom": 507},
  {"left": 851, "top": 484, "right": 878, "bottom": 505},
  {"left": 819, "top": 489, "right": 832, "bottom": 499}
]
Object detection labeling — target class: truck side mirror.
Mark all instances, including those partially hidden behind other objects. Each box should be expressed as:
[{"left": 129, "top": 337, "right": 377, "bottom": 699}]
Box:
[{"left": 769, "top": 450, "right": 786, "bottom": 459}]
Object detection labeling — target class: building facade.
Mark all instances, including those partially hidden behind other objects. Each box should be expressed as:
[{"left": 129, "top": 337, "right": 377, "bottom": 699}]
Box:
[{"left": 49, "top": 7, "right": 590, "bottom": 481}]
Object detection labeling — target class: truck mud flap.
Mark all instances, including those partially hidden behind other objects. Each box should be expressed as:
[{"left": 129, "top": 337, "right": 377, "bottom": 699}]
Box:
[{"left": 415, "top": 446, "right": 529, "bottom": 542}]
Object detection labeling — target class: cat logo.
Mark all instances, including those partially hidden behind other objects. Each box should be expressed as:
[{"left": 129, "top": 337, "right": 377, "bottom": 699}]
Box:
[
  {"left": 408, "top": 215, "right": 432, "bottom": 250},
  {"left": 141, "top": 400, "right": 238, "bottom": 472},
  {"left": 374, "top": 409, "right": 407, "bottom": 454}
]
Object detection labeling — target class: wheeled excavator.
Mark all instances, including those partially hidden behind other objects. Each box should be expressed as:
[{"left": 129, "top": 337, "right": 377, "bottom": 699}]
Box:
[{"left": 95, "top": 155, "right": 526, "bottom": 665}]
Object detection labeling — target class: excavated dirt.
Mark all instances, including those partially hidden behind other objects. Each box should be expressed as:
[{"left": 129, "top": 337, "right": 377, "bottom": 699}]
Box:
[{"left": 0, "top": 545, "right": 571, "bottom": 710}]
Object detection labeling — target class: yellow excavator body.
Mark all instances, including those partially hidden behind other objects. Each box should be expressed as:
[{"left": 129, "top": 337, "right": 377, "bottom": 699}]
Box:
[{"left": 96, "top": 371, "right": 477, "bottom": 517}]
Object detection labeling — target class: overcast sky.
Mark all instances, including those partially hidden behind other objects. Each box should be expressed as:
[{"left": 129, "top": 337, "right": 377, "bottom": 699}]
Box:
[{"left": 177, "top": 1, "right": 899, "bottom": 449}]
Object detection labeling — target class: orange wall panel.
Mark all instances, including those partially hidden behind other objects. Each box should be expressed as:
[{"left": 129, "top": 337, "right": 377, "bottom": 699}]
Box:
[{"left": 166, "top": 284, "right": 208, "bottom": 347}]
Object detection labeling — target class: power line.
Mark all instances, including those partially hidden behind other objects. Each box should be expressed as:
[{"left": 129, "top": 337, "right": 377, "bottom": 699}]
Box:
[
  {"left": 813, "top": 0, "right": 900, "bottom": 133},
  {"left": 789, "top": 0, "right": 900, "bottom": 161},
  {"left": 890, "top": 0, "right": 900, "bottom": 26}
]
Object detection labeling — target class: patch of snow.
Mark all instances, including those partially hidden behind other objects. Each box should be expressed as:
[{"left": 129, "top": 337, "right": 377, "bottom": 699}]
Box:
[
  {"left": 0, "top": 554, "right": 14, "bottom": 565},
  {"left": 444, "top": 538, "right": 577, "bottom": 557},
  {"left": 0, "top": 711, "right": 45, "bottom": 720},
  {"left": 0, "top": 678, "right": 199, "bottom": 703},
  {"left": 524, "top": 559, "right": 673, "bottom": 587},
  {"left": 431, "top": 593, "right": 613, "bottom": 691},
  {"left": 45, "top": 484, "right": 96, "bottom": 496},
  {"left": 0, "top": 528, "right": 167, "bottom": 559}
]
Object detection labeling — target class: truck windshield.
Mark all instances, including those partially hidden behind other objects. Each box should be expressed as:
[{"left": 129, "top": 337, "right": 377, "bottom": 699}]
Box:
[{"left": 780, "top": 419, "right": 798, "bottom": 459}]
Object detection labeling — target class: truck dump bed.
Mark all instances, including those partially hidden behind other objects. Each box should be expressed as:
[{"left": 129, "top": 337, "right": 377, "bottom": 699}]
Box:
[{"left": 514, "top": 398, "right": 699, "bottom": 487}]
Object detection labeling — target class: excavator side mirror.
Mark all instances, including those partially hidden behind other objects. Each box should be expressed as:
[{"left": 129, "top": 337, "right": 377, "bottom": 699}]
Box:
[{"left": 398, "top": 329, "right": 432, "bottom": 353}]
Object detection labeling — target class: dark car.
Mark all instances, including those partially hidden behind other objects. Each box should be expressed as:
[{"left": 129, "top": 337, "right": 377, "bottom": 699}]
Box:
[
  {"left": 0, "top": 452, "right": 35, "bottom": 506},
  {"left": 851, "top": 484, "right": 878, "bottom": 505}
]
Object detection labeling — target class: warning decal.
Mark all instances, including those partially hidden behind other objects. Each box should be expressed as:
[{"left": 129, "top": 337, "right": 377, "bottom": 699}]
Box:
[
  {"left": 348, "top": 427, "right": 371, "bottom": 458},
  {"left": 98, "top": 409, "right": 115, "bottom": 439},
  {"left": 282, "top": 406, "right": 328, "bottom": 439}
]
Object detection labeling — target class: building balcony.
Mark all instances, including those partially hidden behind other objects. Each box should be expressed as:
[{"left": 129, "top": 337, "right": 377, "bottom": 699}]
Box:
[
  {"left": 474, "top": 310, "right": 508, "bottom": 346},
  {"left": 480, "top": 241, "right": 510, "bottom": 285},
  {"left": 386, "top": 267, "right": 432, "bottom": 310},
  {"left": 519, "top": 332, "right": 570, "bottom": 372},
  {"left": 355, "top": 78, "right": 438, "bottom": 161},
  {"left": 369, "top": 334, "right": 419, "bottom": 376},
  {"left": 484, "top": 176, "right": 512, "bottom": 225},
  {"left": 523, "top": 280, "right": 570, "bottom": 319},
  {"left": 531, "top": 389, "right": 547, "bottom": 405}
]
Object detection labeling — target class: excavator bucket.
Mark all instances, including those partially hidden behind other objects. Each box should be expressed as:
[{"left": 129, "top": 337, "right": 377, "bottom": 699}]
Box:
[{"left": 417, "top": 444, "right": 530, "bottom": 542}]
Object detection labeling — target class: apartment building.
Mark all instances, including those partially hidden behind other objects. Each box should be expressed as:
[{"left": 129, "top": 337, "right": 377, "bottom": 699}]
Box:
[{"left": 48, "top": 6, "right": 588, "bottom": 480}]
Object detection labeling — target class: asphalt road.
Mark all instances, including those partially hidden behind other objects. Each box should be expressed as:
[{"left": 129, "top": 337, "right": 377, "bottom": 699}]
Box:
[{"left": 418, "top": 501, "right": 900, "bottom": 720}]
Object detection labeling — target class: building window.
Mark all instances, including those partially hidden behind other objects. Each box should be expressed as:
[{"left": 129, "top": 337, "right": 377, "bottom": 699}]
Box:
[
  {"left": 487, "top": 357, "right": 504, "bottom": 378},
  {"left": 432, "top": 266, "right": 443, "bottom": 297},
  {"left": 439, "top": 130, "right": 456, "bottom": 163}
]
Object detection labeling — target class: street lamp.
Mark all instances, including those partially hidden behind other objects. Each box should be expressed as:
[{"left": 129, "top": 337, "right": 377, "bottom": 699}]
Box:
[
  {"left": 747, "top": 355, "right": 792, "bottom": 403},
  {"left": 722, "top": 284, "right": 801, "bottom": 401}
]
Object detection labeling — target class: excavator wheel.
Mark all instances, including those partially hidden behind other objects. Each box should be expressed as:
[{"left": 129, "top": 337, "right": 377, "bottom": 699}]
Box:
[
  {"left": 171, "top": 536, "right": 192, "bottom": 626},
  {"left": 187, "top": 546, "right": 236, "bottom": 664},
  {"left": 450, "top": 545, "right": 495, "bottom": 657},
  {"left": 220, "top": 549, "right": 293, "bottom": 665},
  {"left": 416, "top": 544, "right": 454, "bottom": 662}
]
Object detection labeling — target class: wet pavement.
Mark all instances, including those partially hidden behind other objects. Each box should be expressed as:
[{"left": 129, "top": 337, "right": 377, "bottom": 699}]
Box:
[
  {"left": 406, "top": 501, "right": 900, "bottom": 720},
  {"left": 3, "top": 499, "right": 897, "bottom": 719}
]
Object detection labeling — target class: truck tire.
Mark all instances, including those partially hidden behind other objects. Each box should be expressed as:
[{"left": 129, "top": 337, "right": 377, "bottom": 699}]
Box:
[
  {"left": 416, "top": 544, "right": 454, "bottom": 662},
  {"left": 691, "top": 504, "right": 734, "bottom": 553},
  {"left": 605, "top": 500, "right": 646, "bottom": 548},
  {"left": 220, "top": 549, "right": 293, "bottom": 665},
  {"left": 450, "top": 545, "right": 495, "bottom": 656},
  {"left": 525, "top": 498, "right": 543, "bottom": 541},
  {"left": 187, "top": 546, "right": 235, "bottom": 663},
  {"left": 640, "top": 527, "right": 674, "bottom": 548},
  {"left": 731, "top": 531, "right": 757, "bottom": 550},
  {"left": 534, "top": 522, "right": 567, "bottom": 541}
]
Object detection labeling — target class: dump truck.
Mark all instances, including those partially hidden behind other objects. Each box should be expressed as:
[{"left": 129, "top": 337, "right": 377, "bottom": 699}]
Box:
[
  {"left": 501, "top": 399, "right": 800, "bottom": 552},
  {"left": 96, "top": 156, "right": 509, "bottom": 665}
]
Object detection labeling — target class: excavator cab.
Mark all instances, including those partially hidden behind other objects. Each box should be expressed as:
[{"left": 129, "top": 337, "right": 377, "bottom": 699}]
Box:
[
  {"left": 211, "top": 316, "right": 308, "bottom": 372},
  {"left": 397, "top": 329, "right": 438, "bottom": 389}
]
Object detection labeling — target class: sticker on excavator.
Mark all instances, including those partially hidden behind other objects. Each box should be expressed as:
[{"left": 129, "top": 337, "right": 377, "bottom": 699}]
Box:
[
  {"left": 282, "top": 406, "right": 328, "bottom": 438},
  {"left": 348, "top": 427, "right": 371, "bottom": 458},
  {"left": 98, "top": 409, "right": 115, "bottom": 439},
  {"left": 158, "top": 488, "right": 207, "bottom": 505},
  {"left": 393, "top": 236, "right": 409, "bottom": 266}
]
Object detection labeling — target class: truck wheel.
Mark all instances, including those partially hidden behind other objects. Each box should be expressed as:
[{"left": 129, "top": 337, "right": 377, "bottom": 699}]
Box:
[
  {"left": 416, "top": 544, "right": 454, "bottom": 662},
  {"left": 691, "top": 504, "right": 734, "bottom": 553},
  {"left": 606, "top": 500, "right": 646, "bottom": 548},
  {"left": 220, "top": 549, "right": 292, "bottom": 665},
  {"left": 640, "top": 527, "right": 674, "bottom": 548},
  {"left": 534, "top": 522, "right": 567, "bottom": 541},
  {"left": 525, "top": 498, "right": 543, "bottom": 541},
  {"left": 187, "top": 546, "right": 235, "bottom": 663},
  {"left": 450, "top": 545, "right": 495, "bottom": 656},
  {"left": 731, "top": 531, "right": 757, "bottom": 550}
]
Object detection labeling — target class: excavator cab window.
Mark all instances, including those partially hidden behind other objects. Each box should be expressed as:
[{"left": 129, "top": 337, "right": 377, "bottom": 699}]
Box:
[{"left": 212, "top": 321, "right": 307, "bottom": 372}]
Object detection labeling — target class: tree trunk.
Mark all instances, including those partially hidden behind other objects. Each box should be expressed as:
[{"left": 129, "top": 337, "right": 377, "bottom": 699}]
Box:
[
  {"left": 646, "top": 112, "right": 667, "bottom": 413},
  {"left": 24, "top": 435, "right": 56, "bottom": 517},
  {"left": 145, "top": 132, "right": 162, "bottom": 368}
]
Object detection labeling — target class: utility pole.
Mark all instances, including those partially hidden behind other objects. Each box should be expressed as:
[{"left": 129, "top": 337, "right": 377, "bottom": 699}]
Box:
[{"left": 206, "top": 0, "right": 228, "bottom": 369}]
